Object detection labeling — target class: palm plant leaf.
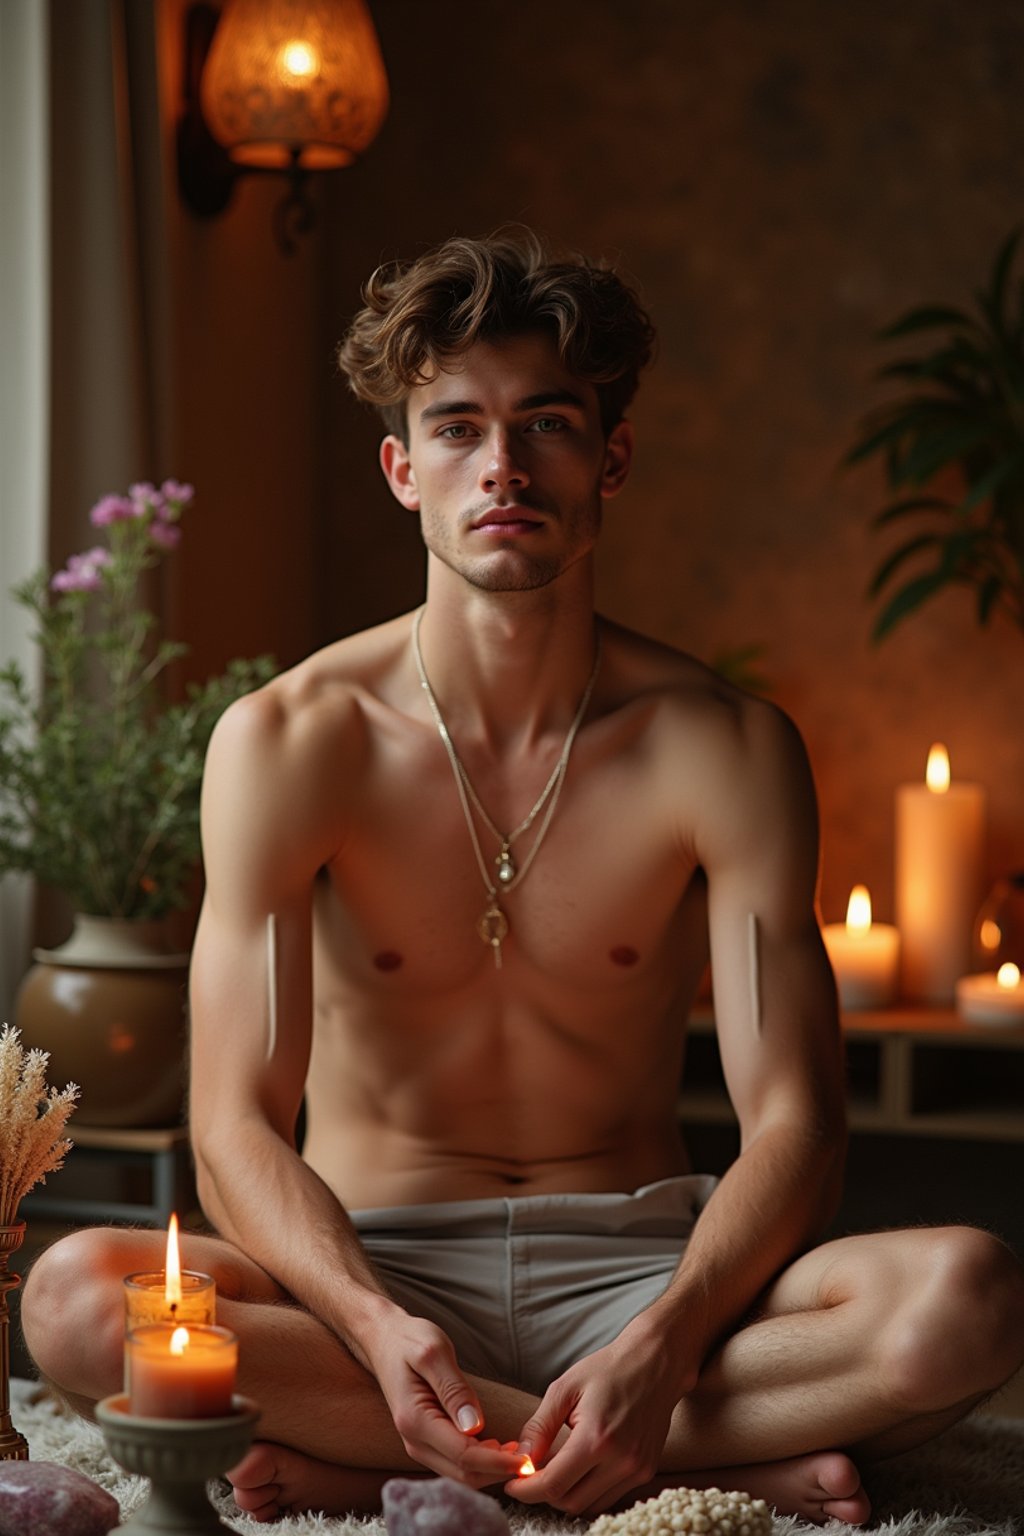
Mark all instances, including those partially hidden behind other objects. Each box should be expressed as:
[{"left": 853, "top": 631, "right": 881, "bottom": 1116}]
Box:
[
  {"left": 871, "top": 568, "right": 950, "bottom": 641},
  {"left": 867, "top": 534, "right": 945, "bottom": 600},
  {"left": 878, "top": 304, "right": 982, "bottom": 340},
  {"left": 848, "top": 229, "right": 1024, "bottom": 641},
  {"left": 870, "top": 496, "right": 954, "bottom": 529}
]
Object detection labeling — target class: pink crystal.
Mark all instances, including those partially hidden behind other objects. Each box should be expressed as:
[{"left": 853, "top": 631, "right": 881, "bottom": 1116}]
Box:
[
  {"left": 383, "top": 1475, "right": 510, "bottom": 1534},
  {"left": 0, "top": 1460, "right": 120, "bottom": 1536}
]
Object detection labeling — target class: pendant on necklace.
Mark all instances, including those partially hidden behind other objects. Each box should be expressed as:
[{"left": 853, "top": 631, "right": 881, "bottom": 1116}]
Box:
[
  {"left": 495, "top": 843, "right": 517, "bottom": 885},
  {"left": 478, "top": 899, "right": 509, "bottom": 969}
]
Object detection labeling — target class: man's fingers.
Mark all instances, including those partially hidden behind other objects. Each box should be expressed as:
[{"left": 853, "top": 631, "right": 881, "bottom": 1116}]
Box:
[
  {"left": 408, "top": 1333, "right": 484, "bottom": 1435},
  {"left": 505, "top": 1437, "right": 637, "bottom": 1513},
  {"left": 516, "top": 1380, "right": 572, "bottom": 1464}
]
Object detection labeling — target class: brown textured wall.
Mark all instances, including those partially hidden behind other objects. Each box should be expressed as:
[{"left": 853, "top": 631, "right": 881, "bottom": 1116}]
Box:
[{"left": 316, "top": 0, "right": 1024, "bottom": 927}]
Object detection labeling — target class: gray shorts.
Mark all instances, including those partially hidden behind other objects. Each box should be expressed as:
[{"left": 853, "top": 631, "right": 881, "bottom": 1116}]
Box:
[{"left": 351, "top": 1174, "right": 718, "bottom": 1397}]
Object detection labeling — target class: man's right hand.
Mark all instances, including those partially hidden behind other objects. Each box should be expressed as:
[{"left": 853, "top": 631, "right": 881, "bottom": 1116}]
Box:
[{"left": 362, "top": 1307, "right": 527, "bottom": 1486}]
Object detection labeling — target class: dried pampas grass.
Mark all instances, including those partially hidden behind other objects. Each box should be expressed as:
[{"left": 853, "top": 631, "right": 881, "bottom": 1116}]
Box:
[{"left": 0, "top": 1022, "right": 78, "bottom": 1225}]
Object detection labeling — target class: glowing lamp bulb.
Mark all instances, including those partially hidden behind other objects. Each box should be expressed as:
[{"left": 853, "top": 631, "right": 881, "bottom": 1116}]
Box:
[
  {"left": 518, "top": 1456, "right": 536, "bottom": 1477},
  {"left": 925, "top": 743, "right": 950, "bottom": 794},
  {"left": 997, "top": 962, "right": 1021, "bottom": 990},
  {"left": 279, "top": 39, "right": 318, "bottom": 80},
  {"left": 169, "top": 1326, "right": 190, "bottom": 1357},
  {"left": 165, "top": 1212, "right": 182, "bottom": 1309},
  {"left": 845, "top": 884, "right": 872, "bottom": 934}
]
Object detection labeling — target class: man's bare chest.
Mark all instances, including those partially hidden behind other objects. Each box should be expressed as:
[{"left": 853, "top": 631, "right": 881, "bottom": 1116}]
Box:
[{"left": 312, "top": 749, "right": 706, "bottom": 1000}]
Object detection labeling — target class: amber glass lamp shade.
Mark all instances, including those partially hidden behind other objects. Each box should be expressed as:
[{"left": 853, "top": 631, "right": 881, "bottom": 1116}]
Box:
[{"left": 200, "top": 0, "right": 389, "bottom": 171}]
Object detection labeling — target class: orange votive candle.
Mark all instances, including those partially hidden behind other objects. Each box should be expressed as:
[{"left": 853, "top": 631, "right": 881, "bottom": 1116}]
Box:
[{"left": 126, "top": 1323, "right": 238, "bottom": 1418}]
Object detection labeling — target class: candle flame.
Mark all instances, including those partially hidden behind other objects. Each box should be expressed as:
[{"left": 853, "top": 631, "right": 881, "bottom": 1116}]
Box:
[
  {"left": 925, "top": 743, "right": 950, "bottom": 794},
  {"left": 165, "top": 1213, "right": 182, "bottom": 1309},
  {"left": 518, "top": 1456, "right": 536, "bottom": 1477},
  {"left": 279, "top": 39, "right": 318, "bottom": 79},
  {"left": 845, "top": 885, "right": 872, "bottom": 934},
  {"left": 169, "top": 1326, "right": 190, "bottom": 1357},
  {"left": 997, "top": 962, "right": 1021, "bottom": 990}
]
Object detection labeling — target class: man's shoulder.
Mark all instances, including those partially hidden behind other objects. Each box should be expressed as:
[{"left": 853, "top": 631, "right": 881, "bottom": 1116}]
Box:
[
  {"left": 209, "top": 612, "right": 414, "bottom": 772},
  {"left": 601, "top": 617, "right": 792, "bottom": 748}
]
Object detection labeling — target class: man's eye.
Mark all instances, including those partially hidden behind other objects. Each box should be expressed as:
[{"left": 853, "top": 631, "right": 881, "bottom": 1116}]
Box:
[
  {"left": 530, "top": 417, "right": 565, "bottom": 433},
  {"left": 439, "top": 423, "right": 474, "bottom": 439}
]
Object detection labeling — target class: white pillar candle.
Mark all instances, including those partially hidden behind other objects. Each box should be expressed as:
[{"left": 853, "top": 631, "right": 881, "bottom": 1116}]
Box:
[
  {"left": 895, "top": 744, "right": 985, "bottom": 1003},
  {"left": 822, "top": 885, "right": 900, "bottom": 1009},
  {"left": 955, "top": 963, "right": 1024, "bottom": 1027}
]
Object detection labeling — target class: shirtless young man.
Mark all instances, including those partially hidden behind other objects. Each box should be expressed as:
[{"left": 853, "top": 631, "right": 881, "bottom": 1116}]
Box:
[{"left": 22, "top": 230, "right": 1024, "bottom": 1527}]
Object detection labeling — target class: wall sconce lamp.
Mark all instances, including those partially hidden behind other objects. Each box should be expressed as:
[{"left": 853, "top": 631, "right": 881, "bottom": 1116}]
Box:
[{"left": 176, "top": 0, "right": 389, "bottom": 255}]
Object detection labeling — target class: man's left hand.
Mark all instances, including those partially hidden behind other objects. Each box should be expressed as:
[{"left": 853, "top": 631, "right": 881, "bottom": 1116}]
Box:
[{"left": 502, "top": 1335, "right": 685, "bottom": 1516}]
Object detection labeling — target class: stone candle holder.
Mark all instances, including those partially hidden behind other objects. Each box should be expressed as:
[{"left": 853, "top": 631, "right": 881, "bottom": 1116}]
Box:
[{"left": 95, "top": 1393, "right": 259, "bottom": 1535}]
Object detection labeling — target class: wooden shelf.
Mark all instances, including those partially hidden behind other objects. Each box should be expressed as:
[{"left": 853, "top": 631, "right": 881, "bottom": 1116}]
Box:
[{"left": 681, "top": 1004, "right": 1024, "bottom": 1143}]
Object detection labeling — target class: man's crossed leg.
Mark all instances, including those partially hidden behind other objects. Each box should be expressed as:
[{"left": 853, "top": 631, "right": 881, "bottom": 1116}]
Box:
[{"left": 21, "top": 1220, "right": 1024, "bottom": 1526}]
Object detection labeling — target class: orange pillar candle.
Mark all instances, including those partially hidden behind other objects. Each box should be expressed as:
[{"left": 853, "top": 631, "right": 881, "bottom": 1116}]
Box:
[
  {"left": 124, "top": 1215, "right": 215, "bottom": 1329},
  {"left": 127, "top": 1324, "right": 238, "bottom": 1418},
  {"left": 896, "top": 744, "right": 985, "bottom": 1003}
]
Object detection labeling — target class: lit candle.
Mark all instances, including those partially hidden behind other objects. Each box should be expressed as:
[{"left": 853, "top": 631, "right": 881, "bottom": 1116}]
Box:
[
  {"left": 127, "top": 1323, "right": 238, "bottom": 1418},
  {"left": 895, "top": 744, "right": 986, "bottom": 1003},
  {"left": 955, "top": 962, "right": 1024, "bottom": 1027},
  {"left": 124, "top": 1213, "right": 215, "bottom": 1329},
  {"left": 822, "top": 886, "right": 900, "bottom": 1009}
]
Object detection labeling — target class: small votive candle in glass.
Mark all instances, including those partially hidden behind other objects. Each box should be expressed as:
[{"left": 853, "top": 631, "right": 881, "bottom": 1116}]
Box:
[
  {"left": 126, "top": 1324, "right": 238, "bottom": 1418},
  {"left": 124, "top": 1270, "right": 216, "bottom": 1329},
  {"left": 124, "top": 1212, "right": 216, "bottom": 1329}
]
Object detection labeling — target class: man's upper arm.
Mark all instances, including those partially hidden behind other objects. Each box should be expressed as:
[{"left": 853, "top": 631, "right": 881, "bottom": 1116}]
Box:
[
  {"left": 189, "top": 684, "right": 343, "bottom": 1154},
  {"left": 695, "top": 696, "right": 844, "bottom": 1144}
]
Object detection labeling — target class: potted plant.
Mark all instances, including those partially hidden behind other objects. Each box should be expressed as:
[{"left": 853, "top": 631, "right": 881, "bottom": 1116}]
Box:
[
  {"left": 846, "top": 229, "right": 1024, "bottom": 642},
  {"left": 0, "top": 480, "right": 275, "bottom": 1125}
]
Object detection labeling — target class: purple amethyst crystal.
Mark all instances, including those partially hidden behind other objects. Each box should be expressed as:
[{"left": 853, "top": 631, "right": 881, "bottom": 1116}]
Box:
[
  {"left": 383, "top": 1475, "right": 510, "bottom": 1534},
  {"left": 0, "top": 1460, "right": 120, "bottom": 1536}
]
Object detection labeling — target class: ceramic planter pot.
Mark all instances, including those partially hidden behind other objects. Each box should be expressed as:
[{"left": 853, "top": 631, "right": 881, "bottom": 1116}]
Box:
[{"left": 14, "top": 915, "right": 189, "bottom": 1128}]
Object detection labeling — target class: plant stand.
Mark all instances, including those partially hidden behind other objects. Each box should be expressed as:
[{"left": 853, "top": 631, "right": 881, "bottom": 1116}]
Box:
[{"left": 0, "top": 1222, "right": 28, "bottom": 1460}]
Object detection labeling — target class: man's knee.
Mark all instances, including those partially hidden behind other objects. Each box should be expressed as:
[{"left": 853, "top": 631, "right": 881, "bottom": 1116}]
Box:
[
  {"left": 883, "top": 1226, "right": 1024, "bottom": 1413},
  {"left": 21, "top": 1226, "right": 144, "bottom": 1399}
]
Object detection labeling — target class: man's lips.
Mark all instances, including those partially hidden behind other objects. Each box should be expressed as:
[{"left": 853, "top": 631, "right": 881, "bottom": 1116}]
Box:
[{"left": 471, "top": 507, "right": 545, "bottom": 532}]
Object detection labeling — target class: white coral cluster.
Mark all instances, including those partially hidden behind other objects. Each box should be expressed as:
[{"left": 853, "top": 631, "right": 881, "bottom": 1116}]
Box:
[{"left": 588, "top": 1485, "right": 771, "bottom": 1536}]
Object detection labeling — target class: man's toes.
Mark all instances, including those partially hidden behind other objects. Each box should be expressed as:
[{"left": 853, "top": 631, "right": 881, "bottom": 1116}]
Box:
[
  {"left": 816, "top": 1452, "right": 863, "bottom": 1502},
  {"left": 823, "top": 1491, "right": 872, "bottom": 1524},
  {"left": 815, "top": 1453, "right": 871, "bottom": 1524},
  {"left": 227, "top": 1441, "right": 282, "bottom": 1493}
]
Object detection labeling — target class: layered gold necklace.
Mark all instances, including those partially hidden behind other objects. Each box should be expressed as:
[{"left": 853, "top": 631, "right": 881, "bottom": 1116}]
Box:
[{"left": 412, "top": 608, "right": 600, "bottom": 968}]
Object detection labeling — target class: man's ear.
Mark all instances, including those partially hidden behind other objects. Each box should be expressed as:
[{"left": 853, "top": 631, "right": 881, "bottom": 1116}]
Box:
[
  {"left": 380, "top": 436, "right": 420, "bottom": 510},
  {"left": 600, "top": 420, "right": 634, "bottom": 500}
]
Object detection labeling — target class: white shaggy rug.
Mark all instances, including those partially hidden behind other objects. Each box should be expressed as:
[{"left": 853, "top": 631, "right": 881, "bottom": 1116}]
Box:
[{"left": 8, "top": 1380, "right": 1024, "bottom": 1536}]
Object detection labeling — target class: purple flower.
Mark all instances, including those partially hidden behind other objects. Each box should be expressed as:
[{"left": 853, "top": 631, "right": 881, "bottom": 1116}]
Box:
[
  {"left": 129, "top": 482, "right": 163, "bottom": 519},
  {"left": 51, "top": 547, "right": 111, "bottom": 593},
  {"left": 149, "top": 520, "right": 181, "bottom": 551},
  {"left": 160, "top": 480, "right": 194, "bottom": 507},
  {"left": 90, "top": 494, "right": 134, "bottom": 527}
]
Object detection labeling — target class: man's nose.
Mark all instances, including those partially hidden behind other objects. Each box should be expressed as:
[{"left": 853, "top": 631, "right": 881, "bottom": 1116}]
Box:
[{"left": 480, "top": 430, "right": 529, "bottom": 495}]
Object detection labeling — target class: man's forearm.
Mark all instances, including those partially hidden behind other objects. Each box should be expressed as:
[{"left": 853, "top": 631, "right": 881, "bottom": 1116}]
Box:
[
  {"left": 194, "top": 1118, "right": 393, "bottom": 1363},
  {"left": 629, "top": 1120, "right": 845, "bottom": 1386}
]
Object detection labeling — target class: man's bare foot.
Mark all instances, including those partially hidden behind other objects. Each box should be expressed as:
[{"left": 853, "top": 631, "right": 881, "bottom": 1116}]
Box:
[
  {"left": 638, "top": 1452, "right": 869, "bottom": 1526},
  {"left": 227, "top": 1441, "right": 398, "bottom": 1520}
]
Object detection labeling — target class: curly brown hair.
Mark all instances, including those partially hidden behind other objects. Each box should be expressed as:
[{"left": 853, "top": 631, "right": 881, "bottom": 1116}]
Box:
[{"left": 336, "top": 228, "right": 656, "bottom": 441}]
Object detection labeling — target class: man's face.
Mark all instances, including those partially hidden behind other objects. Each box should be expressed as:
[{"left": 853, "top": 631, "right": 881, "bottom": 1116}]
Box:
[{"left": 379, "top": 332, "right": 632, "bottom": 594}]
